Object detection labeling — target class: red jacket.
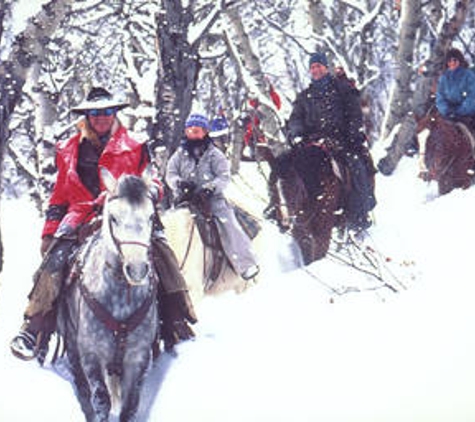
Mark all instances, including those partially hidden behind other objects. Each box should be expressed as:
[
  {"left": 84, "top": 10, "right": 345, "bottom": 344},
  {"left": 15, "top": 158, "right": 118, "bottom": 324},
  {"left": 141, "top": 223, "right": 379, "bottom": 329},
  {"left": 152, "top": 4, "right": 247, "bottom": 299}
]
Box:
[{"left": 42, "top": 125, "right": 154, "bottom": 238}]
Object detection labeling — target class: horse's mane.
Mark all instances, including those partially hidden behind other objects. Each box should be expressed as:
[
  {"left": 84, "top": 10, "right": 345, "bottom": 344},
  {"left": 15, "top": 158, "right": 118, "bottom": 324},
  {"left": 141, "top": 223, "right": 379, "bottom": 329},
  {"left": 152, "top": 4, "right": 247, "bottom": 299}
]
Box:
[
  {"left": 274, "top": 145, "right": 333, "bottom": 199},
  {"left": 117, "top": 175, "right": 148, "bottom": 205}
]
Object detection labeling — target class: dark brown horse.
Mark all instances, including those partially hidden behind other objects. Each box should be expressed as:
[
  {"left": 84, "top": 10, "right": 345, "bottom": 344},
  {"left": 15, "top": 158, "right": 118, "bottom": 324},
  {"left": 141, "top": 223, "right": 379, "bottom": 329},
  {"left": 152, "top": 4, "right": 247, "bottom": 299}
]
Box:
[
  {"left": 416, "top": 110, "right": 475, "bottom": 195},
  {"left": 258, "top": 143, "right": 344, "bottom": 265}
]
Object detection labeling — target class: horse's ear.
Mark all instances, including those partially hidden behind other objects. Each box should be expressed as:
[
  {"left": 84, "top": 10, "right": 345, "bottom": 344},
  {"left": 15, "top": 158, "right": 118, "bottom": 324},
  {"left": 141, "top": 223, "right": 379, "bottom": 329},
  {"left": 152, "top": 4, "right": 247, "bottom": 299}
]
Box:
[{"left": 100, "top": 167, "right": 117, "bottom": 193}]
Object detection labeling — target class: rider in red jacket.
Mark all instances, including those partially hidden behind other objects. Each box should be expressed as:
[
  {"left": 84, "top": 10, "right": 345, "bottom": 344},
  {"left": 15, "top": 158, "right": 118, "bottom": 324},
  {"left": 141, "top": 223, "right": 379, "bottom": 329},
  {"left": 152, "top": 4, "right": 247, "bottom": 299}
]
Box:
[
  {"left": 11, "top": 87, "right": 196, "bottom": 361},
  {"left": 243, "top": 83, "right": 281, "bottom": 151},
  {"left": 42, "top": 124, "right": 151, "bottom": 239}
]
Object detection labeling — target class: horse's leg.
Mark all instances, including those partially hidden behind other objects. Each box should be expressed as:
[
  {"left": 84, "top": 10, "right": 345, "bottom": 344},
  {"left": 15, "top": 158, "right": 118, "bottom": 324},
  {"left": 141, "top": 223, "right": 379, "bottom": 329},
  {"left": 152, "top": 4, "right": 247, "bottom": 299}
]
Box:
[
  {"left": 119, "top": 353, "right": 150, "bottom": 422},
  {"left": 455, "top": 149, "right": 474, "bottom": 189},
  {"left": 311, "top": 178, "right": 341, "bottom": 261},
  {"left": 62, "top": 295, "right": 97, "bottom": 421},
  {"left": 68, "top": 352, "right": 96, "bottom": 421},
  {"left": 82, "top": 358, "right": 111, "bottom": 422},
  {"left": 438, "top": 174, "right": 453, "bottom": 195},
  {"left": 292, "top": 224, "right": 314, "bottom": 266}
]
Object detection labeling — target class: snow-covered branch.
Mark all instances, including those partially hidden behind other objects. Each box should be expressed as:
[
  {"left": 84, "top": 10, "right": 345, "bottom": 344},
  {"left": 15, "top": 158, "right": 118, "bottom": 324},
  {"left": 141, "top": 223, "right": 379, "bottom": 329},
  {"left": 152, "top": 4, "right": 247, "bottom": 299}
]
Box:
[{"left": 188, "top": 0, "right": 223, "bottom": 47}]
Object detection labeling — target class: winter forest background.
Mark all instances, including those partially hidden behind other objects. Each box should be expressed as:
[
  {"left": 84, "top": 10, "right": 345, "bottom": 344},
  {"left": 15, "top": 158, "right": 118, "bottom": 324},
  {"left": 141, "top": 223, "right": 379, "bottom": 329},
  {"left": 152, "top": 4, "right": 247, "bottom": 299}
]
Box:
[
  {"left": 1, "top": 0, "right": 475, "bottom": 421},
  {"left": 0, "top": 0, "right": 475, "bottom": 268}
]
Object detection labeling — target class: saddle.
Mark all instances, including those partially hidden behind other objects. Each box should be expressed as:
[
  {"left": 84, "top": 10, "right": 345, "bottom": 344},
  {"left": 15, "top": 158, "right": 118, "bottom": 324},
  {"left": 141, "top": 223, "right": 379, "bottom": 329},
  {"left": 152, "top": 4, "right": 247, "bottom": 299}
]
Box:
[
  {"left": 176, "top": 189, "right": 261, "bottom": 283},
  {"left": 187, "top": 194, "right": 227, "bottom": 283},
  {"left": 273, "top": 139, "right": 374, "bottom": 227}
]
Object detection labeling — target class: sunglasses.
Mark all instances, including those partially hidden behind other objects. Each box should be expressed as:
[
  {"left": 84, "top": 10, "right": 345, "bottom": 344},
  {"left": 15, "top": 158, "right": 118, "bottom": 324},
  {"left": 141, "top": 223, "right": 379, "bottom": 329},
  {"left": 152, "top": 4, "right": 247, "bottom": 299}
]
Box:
[{"left": 87, "top": 108, "right": 117, "bottom": 117}]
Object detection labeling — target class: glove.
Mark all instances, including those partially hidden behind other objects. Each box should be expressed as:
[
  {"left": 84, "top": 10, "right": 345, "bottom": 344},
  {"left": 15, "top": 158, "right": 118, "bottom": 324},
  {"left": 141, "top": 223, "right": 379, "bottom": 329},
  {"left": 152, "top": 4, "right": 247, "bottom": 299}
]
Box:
[
  {"left": 175, "top": 180, "right": 197, "bottom": 206},
  {"left": 178, "top": 180, "right": 197, "bottom": 194},
  {"left": 196, "top": 187, "right": 214, "bottom": 199},
  {"left": 445, "top": 104, "right": 458, "bottom": 120},
  {"left": 289, "top": 135, "right": 303, "bottom": 148}
]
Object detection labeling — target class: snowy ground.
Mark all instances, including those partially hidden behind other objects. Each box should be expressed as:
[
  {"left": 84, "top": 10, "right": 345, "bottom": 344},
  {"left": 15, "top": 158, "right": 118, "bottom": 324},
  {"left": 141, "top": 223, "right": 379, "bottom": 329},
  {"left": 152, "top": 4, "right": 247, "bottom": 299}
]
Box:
[{"left": 1, "top": 156, "right": 475, "bottom": 421}]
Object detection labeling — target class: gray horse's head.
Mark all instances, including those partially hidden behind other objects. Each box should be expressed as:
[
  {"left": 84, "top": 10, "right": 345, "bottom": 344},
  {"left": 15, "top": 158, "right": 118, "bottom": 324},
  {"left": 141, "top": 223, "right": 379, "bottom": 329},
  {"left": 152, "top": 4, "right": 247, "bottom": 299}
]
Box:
[{"left": 101, "top": 167, "right": 155, "bottom": 286}]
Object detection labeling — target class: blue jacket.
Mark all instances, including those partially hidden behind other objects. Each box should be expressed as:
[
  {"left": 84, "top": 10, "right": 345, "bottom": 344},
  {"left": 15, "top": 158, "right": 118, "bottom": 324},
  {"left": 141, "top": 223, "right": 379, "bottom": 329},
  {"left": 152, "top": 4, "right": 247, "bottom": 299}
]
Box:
[{"left": 436, "top": 67, "right": 475, "bottom": 117}]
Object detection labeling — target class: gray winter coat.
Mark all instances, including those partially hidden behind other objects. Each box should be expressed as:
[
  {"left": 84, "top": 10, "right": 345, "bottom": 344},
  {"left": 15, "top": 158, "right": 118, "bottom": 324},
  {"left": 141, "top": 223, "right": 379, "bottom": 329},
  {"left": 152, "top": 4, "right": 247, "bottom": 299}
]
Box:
[{"left": 166, "top": 140, "right": 257, "bottom": 275}]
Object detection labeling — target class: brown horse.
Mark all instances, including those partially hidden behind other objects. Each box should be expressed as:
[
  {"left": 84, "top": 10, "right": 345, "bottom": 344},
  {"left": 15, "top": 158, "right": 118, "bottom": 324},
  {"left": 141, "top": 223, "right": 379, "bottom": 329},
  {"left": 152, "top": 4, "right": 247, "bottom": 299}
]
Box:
[
  {"left": 258, "top": 143, "right": 344, "bottom": 265},
  {"left": 417, "top": 110, "right": 475, "bottom": 195}
]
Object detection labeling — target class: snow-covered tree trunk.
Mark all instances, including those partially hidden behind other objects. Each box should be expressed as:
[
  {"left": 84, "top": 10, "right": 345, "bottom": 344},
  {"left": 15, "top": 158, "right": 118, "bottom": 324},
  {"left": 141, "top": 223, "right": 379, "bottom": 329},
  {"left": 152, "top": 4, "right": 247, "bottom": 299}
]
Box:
[
  {"left": 380, "top": 0, "right": 421, "bottom": 141},
  {"left": 0, "top": 0, "right": 72, "bottom": 145},
  {"left": 153, "top": 4, "right": 198, "bottom": 153},
  {"left": 221, "top": 29, "right": 246, "bottom": 174},
  {"left": 0, "top": 0, "right": 7, "bottom": 271},
  {"left": 0, "top": 0, "right": 72, "bottom": 271},
  {"left": 224, "top": 4, "right": 283, "bottom": 144},
  {"left": 307, "top": 0, "right": 325, "bottom": 33}
]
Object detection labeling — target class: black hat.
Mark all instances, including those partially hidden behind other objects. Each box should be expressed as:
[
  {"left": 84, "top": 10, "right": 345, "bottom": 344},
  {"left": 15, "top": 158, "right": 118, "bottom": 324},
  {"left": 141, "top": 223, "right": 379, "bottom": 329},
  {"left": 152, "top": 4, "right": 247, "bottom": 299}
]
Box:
[{"left": 71, "top": 87, "right": 129, "bottom": 114}]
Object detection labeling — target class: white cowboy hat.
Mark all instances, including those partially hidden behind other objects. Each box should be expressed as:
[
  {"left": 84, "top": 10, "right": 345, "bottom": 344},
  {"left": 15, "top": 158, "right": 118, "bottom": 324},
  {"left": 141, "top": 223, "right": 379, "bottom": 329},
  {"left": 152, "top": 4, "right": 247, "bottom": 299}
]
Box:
[{"left": 71, "top": 87, "right": 129, "bottom": 114}]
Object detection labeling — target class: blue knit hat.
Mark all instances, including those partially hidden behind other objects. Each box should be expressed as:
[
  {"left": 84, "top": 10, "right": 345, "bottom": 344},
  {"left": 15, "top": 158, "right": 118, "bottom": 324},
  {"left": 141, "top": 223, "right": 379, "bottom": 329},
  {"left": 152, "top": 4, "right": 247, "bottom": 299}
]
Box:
[
  {"left": 185, "top": 113, "right": 209, "bottom": 131},
  {"left": 210, "top": 115, "right": 229, "bottom": 138},
  {"left": 309, "top": 52, "right": 328, "bottom": 68}
]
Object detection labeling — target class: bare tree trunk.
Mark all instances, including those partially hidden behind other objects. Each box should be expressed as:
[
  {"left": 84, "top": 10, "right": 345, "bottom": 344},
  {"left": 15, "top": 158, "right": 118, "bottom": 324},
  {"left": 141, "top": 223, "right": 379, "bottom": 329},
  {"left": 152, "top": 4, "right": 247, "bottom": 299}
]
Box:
[
  {"left": 224, "top": 4, "right": 283, "bottom": 143},
  {"left": 152, "top": 1, "right": 200, "bottom": 154},
  {"left": 222, "top": 30, "right": 246, "bottom": 174},
  {"left": 380, "top": 0, "right": 421, "bottom": 141},
  {"left": 307, "top": 0, "right": 325, "bottom": 32},
  {"left": 0, "top": 0, "right": 73, "bottom": 272},
  {"left": 378, "top": 0, "right": 471, "bottom": 175}
]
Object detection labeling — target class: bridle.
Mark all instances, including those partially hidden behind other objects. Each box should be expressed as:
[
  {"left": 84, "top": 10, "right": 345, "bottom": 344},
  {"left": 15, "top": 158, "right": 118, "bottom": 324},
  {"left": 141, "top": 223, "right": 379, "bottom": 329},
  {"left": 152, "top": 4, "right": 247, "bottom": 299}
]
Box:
[{"left": 106, "top": 194, "right": 152, "bottom": 286}]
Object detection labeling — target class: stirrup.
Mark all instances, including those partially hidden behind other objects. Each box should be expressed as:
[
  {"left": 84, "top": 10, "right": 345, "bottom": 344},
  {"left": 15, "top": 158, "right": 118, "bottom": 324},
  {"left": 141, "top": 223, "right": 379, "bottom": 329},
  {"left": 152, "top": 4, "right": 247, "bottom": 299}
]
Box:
[
  {"left": 263, "top": 206, "right": 277, "bottom": 221},
  {"left": 241, "top": 265, "right": 259, "bottom": 281},
  {"left": 10, "top": 330, "right": 42, "bottom": 361}
]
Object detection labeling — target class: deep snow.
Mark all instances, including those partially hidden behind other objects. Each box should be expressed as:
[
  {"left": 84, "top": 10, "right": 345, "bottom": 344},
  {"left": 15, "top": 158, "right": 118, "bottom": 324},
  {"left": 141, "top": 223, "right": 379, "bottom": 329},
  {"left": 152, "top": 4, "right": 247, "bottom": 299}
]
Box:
[{"left": 1, "top": 156, "right": 475, "bottom": 421}]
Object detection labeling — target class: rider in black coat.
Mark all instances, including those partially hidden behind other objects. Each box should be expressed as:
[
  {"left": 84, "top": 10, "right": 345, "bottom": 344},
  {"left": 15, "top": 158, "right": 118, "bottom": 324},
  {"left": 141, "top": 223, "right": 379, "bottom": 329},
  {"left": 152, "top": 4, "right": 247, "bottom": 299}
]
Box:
[{"left": 287, "top": 52, "right": 376, "bottom": 231}]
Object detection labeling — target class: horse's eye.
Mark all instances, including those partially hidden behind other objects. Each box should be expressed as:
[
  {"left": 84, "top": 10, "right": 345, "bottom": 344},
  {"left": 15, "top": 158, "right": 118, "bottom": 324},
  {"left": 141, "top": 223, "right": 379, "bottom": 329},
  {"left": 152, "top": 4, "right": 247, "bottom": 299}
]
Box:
[{"left": 110, "top": 215, "right": 118, "bottom": 226}]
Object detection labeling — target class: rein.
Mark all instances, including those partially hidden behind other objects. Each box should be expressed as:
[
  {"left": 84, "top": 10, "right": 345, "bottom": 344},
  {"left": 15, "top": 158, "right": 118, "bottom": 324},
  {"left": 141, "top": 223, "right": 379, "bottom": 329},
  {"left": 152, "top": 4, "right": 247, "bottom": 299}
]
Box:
[
  {"left": 174, "top": 204, "right": 222, "bottom": 285},
  {"left": 179, "top": 216, "right": 196, "bottom": 271}
]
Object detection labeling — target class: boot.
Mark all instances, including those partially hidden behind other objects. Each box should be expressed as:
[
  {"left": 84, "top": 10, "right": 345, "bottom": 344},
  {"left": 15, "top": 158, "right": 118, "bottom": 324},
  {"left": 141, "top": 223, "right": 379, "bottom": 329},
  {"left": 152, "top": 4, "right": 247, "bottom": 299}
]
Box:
[
  {"left": 10, "top": 313, "right": 54, "bottom": 361},
  {"left": 161, "top": 290, "right": 197, "bottom": 352},
  {"left": 10, "top": 330, "right": 42, "bottom": 361},
  {"left": 11, "top": 271, "right": 63, "bottom": 362}
]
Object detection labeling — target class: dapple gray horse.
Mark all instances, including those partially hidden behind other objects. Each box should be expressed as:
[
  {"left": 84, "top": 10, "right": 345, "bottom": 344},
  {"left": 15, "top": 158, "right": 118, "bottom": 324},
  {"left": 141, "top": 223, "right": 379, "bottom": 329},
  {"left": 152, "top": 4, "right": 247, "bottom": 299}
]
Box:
[{"left": 58, "top": 168, "right": 159, "bottom": 422}]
